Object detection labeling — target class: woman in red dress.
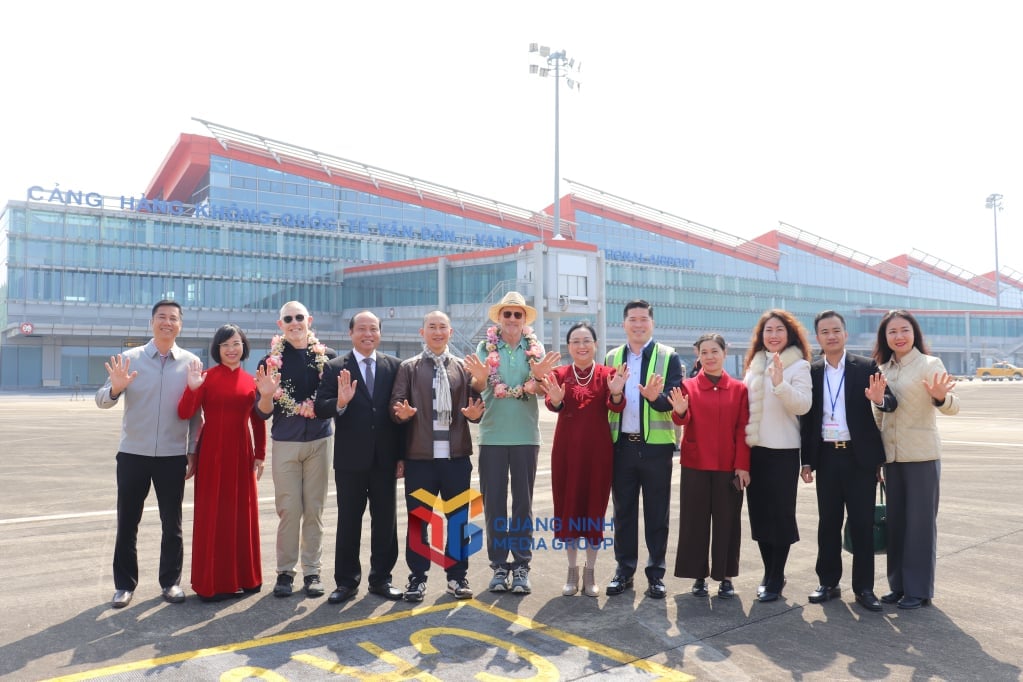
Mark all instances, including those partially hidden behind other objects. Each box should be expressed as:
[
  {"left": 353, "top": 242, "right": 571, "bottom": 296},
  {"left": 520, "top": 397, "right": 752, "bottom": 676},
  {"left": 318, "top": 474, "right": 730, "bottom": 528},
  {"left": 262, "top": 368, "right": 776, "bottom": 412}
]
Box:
[
  {"left": 542, "top": 321, "right": 628, "bottom": 597},
  {"left": 178, "top": 324, "right": 267, "bottom": 601}
]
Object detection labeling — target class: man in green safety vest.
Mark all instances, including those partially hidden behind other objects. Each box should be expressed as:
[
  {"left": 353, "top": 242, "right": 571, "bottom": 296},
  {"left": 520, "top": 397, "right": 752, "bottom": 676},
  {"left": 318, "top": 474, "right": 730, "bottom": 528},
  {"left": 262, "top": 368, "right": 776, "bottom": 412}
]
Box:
[{"left": 604, "top": 300, "right": 684, "bottom": 599}]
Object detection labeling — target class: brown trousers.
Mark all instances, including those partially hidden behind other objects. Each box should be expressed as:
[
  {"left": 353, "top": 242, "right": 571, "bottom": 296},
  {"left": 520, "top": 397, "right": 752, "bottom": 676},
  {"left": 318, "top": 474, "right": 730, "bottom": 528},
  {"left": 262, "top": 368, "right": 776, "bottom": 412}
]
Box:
[{"left": 673, "top": 468, "right": 744, "bottom": 581}]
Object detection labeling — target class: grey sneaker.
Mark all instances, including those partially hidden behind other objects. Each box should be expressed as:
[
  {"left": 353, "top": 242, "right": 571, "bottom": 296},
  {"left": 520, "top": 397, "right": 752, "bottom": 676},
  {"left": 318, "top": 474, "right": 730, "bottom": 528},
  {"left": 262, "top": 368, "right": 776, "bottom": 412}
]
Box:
[
  {"left": 273, "top": 573, "right": 294, "bottom": 597},
  {"left": 446, "top": 577, "right": 473, "bottom": 599},
  {"left": 488, "top": 567, "right": 510, "bottom": 593},
  {"left": 510, "top": 566, "right": 531, "bottom": 594},
  {"left": 404, "top": 575, "right": 427, "bottom": 603},
  {"left": 303, "top": 574, "right": 325, "bottom": 597}
]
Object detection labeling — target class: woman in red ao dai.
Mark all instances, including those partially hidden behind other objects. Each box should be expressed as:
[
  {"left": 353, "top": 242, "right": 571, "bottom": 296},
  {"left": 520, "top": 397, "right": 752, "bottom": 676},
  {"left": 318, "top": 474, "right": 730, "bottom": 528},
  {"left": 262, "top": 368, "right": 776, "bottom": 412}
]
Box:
[{"left": 542, "top": 322, "right": 629, "bottom": 597}]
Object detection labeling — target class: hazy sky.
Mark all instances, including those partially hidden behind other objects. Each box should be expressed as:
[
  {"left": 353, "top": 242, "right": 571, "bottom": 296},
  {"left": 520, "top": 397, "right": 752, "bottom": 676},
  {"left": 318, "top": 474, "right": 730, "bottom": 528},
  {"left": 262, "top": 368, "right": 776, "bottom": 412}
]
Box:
[{"left": 3, "top": 1, "right": 1021, "bottom": 280}]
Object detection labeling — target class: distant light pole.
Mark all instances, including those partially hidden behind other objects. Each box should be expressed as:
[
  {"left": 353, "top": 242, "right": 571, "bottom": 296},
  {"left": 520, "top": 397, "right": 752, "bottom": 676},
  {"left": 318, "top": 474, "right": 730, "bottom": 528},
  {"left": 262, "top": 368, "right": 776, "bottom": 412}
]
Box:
[
  {"left": 986, "top": 193, "right": 1003, "bottom": 308},
  {"left": 529, "top": 44, "right": 581, "bottom": 240}
]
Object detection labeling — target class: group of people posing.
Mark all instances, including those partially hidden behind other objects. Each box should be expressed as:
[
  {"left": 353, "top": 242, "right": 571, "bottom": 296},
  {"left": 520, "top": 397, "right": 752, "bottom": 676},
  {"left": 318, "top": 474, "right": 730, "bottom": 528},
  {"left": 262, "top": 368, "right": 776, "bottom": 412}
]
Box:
[{"left": 98, "top": 294, "right": 957, "bottom": 613}]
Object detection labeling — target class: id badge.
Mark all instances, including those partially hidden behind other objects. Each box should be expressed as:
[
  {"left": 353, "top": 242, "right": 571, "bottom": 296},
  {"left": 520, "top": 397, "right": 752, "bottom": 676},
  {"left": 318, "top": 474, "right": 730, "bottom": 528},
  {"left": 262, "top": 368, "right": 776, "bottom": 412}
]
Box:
[{"left": 823, "top": 421, "right": 840, "bottom": 441}]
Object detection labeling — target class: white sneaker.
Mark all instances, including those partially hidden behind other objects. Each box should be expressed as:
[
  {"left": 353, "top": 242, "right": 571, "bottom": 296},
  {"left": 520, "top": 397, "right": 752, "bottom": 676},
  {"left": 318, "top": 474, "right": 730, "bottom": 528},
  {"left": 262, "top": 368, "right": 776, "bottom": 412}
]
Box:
[
  {"left": 446, "top": 578, "right": 473, "bottom": 599},
  {"left": 403, "top": 575, "right": 427, "bottom": 603}
]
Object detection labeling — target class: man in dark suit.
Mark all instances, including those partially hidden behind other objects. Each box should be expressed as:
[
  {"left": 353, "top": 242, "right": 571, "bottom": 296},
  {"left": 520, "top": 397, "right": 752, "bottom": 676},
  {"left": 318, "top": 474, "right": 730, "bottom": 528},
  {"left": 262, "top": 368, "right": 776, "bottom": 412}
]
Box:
[
  {"left": 315, "top": 311, "right": 404, "bottom": 603},
  {"left": 800, "top": 310, "right": 896, "bottom": 612}
]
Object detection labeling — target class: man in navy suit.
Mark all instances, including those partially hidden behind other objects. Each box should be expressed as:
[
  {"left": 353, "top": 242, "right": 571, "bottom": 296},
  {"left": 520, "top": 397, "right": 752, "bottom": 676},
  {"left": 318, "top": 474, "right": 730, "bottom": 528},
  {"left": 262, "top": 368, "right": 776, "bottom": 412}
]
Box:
[
  {"left": 800, "top": 310, "right": 896, "bottom": 612},
  {"left": 315, "top": 311, "right": 404, "bottom": 603}
]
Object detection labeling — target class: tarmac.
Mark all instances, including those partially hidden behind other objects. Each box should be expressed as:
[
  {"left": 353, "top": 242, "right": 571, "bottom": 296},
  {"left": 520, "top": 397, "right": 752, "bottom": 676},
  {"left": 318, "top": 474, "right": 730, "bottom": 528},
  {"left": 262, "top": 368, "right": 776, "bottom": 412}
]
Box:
[{"left": 0, "top": 381, "right": 1020, "bottom": 681}]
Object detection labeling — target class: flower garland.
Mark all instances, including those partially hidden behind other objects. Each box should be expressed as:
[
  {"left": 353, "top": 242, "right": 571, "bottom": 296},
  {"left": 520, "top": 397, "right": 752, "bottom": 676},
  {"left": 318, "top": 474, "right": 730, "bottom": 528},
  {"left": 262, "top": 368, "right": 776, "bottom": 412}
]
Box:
[
  {"left": 485, "top": 325, "right": 544, "bottom": 399},
  {"left": 265, "top": 333, "right": 329, "bottom": 417}
]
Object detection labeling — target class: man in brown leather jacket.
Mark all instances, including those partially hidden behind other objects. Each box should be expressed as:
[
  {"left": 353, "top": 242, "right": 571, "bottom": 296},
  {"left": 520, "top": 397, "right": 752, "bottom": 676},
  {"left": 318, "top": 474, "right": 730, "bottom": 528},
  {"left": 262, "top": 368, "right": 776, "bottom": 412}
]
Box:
[{"left": 390, "top": 311, "right": 485, "bottom": 602}]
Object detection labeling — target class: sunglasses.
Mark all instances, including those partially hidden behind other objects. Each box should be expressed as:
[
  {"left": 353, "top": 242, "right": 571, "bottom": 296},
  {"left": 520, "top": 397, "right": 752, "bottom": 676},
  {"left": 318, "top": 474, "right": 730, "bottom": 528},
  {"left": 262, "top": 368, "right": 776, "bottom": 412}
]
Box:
[
  {"left": 502, "top": 311, "right": 524, "bottom": 319},
  {"left": 281, "top": 314, "right": 306, "bottom": 323}
]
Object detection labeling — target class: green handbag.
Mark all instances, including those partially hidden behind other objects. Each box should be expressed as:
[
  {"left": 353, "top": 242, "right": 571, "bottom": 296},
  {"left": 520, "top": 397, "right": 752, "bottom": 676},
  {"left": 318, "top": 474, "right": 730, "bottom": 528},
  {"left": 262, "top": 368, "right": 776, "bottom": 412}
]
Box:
[{"left": 843, "top": 482, "right": 887, "bottom": 554}]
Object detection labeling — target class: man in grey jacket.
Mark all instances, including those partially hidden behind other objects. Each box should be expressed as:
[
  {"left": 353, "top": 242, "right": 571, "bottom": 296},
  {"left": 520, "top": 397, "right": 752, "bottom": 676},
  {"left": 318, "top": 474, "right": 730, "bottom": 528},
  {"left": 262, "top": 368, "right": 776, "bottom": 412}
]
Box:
[{"left": 96, "top": 300, "right": 201, "bottom": 608}]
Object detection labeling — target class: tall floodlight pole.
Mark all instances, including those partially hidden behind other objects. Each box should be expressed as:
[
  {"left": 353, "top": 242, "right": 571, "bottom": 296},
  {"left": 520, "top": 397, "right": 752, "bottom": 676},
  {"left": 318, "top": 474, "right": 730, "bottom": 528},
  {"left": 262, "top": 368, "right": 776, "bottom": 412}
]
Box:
[
  {"left": 529, "top": 44, "right": 581, "bottom": 240},
  {"left": 986, "top": 193, "right": 1003, "bottom": 309}
]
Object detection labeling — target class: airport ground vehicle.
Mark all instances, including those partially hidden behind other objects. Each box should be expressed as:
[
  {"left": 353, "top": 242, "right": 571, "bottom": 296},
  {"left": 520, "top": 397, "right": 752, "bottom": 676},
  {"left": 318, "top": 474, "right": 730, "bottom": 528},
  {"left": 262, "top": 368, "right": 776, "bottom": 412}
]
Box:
[{"left": 976, "top": 362, "right": 1023, "bottom": 380}]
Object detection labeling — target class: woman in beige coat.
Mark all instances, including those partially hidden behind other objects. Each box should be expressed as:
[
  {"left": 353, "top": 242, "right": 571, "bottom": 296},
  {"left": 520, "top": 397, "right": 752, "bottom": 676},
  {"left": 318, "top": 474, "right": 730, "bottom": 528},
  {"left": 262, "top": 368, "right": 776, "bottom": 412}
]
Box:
[{"left": 872, "top": 310, "right": 958, "bottom": 610}]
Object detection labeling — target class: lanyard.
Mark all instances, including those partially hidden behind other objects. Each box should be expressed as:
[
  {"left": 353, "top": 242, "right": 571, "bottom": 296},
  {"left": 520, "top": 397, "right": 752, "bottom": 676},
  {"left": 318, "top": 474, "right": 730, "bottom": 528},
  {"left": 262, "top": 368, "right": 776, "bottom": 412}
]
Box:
[{"left": 825, "top": 369, "right": 845, "bottom": 418}]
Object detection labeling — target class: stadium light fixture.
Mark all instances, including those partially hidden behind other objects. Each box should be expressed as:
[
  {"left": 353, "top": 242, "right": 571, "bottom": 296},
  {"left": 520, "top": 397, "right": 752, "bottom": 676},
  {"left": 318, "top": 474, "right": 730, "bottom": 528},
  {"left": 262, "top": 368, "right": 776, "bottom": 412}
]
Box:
[{"left": 528, "top": 44, "right": 582, "bottom": 240}]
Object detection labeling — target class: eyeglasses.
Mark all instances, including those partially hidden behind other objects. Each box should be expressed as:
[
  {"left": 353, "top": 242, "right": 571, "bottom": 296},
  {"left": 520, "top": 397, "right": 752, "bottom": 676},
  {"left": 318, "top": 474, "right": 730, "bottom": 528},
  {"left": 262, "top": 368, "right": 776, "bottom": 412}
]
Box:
[
  {"left": 281, "top": 314, "right": 306, "bottom": 323},
  {"left": 502, "top": 311, "right": 524, "bottom": 319}
]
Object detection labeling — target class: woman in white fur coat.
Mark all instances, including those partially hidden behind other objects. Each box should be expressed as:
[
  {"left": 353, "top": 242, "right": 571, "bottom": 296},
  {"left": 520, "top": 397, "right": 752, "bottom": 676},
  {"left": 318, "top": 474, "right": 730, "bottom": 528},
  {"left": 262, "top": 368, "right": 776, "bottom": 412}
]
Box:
[{"left": 742, "top": 310, "right": 812, "bottom": 602}]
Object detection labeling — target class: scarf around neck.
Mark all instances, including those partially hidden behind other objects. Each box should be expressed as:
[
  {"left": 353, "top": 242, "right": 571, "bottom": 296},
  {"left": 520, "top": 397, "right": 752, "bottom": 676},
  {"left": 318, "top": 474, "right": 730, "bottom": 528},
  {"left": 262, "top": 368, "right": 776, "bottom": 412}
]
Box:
[{"left": 423, "top": 346, "right": 453, "bottom": 426}]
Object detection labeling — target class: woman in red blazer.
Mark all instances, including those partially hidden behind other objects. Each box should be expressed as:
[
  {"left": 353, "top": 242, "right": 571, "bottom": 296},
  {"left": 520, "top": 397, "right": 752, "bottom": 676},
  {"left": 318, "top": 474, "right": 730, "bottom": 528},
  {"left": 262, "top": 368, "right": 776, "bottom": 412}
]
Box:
[{"left": 668, "top": 333, "right": 751, "bottom": 599}]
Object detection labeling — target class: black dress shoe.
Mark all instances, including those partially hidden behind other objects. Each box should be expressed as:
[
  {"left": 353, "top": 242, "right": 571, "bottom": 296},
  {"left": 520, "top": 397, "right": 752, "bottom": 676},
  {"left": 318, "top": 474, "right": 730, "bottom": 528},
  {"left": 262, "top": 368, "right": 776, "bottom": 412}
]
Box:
[
  {"left": 880, "top": 590, "right": 904, "bottom": 604},
  {"left": 606, "top": 574, "right": 633, "bottom": 596},
  {"left": 856, "top": 590, "right": 882, "bottom": 612},
  {"left": 367, "top": 582, "right": 403, "bottom": 600},
  {"left": 327, "top": 585, "right": 358, "bottom": 604},
  {"left": 691, "top": 579, "right": 709, "bottom": 597},
  {"left": 808, "top": 585, "right": 841, "bottom": 604},
  {"left": 758, "top": 591, "right": 780, "bottom": 603},
  {"left": 758, "top": 576, "right": 785, "bottom": 596},
  {"left": 645, "top": 578, "right": 666, "bottom": 599},
  {"left": 897, "top": 596, "right": 930, "bottom": 610}
]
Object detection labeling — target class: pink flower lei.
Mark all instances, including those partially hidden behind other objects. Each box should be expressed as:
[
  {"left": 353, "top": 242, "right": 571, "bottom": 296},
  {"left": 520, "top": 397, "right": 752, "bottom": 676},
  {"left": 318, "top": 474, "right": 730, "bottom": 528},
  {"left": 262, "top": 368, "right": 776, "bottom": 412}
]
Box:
[
  {"left": 484, "top": 325, "right": 544, "bottom": 400},
  {"left": 266, "top": 333, "right": 329, "bottom": 417}
]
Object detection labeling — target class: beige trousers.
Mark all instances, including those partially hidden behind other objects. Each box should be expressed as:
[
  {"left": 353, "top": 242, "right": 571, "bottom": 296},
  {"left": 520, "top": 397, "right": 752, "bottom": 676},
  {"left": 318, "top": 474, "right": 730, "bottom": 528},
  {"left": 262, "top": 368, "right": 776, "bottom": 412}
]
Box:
[{"left": 270, "top": 436, "right": 332, "bottom": 576}]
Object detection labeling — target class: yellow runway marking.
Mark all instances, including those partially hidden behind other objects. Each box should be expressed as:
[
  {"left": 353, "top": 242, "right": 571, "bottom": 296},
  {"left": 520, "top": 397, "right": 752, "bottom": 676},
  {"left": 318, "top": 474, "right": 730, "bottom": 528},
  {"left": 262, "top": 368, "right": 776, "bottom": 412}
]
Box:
[{"left": 45, "top": 601, "right": 693, "bottom": 681}]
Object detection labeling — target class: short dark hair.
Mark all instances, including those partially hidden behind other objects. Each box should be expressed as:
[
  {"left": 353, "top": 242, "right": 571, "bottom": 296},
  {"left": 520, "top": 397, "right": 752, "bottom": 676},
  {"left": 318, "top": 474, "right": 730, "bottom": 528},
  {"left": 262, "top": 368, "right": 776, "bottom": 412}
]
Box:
[
  {"left": 566, "top": 321, "right": 597, "bottom": 346},
  {"left": 873, "top": 309, "right": 928, "bottom": 364},
  {"left": 210, "top": 324, "right": 250, "bottom": 364},
  {"left": 814, "top": 310, "right": 846, "bottom": 332},
  {"left": 349, "top": 310, "right": 381, "bottom": 331},
  {"left": 622, "top": 299, "right": 653, "bottom": 320},
  {"left": 694, "top": 333, "right": 726, "bottom": 352},
  {"left": 152, "top": 300, "right": 182, "bottom": 318}
]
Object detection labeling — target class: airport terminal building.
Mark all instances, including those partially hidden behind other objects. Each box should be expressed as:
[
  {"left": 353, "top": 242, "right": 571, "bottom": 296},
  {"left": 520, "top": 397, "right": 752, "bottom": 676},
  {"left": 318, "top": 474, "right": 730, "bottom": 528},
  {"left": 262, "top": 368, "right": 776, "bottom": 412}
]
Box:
[{"left": 2, "top": 119, "right": 1022, "bottom": 389}]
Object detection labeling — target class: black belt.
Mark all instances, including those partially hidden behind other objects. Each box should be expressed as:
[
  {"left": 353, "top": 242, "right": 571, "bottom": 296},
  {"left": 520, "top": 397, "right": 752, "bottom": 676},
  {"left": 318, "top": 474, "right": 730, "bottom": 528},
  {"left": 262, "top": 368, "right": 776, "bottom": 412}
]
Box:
[
  {"left": 823, "top": 440, "right": 851, "bottom": 449},
  {"left": 621, "top": 432, "right": 643, "bottom": 443}
]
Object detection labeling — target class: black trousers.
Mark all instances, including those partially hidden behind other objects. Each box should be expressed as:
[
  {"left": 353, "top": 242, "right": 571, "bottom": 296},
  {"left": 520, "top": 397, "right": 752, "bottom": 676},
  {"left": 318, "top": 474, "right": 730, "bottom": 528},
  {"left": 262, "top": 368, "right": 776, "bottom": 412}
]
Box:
[
  {"left": 747, "top": 447, "right": 799, "bottom": 592},
  {"left": 611, "top": 439, "right": 673, "bottom": 581},
  {"left": 814, "top": 443, "right": 878, "bottom": 592},
  {"left": 333, "top": 466, "right": 398, "bottom": 589},
  {"left": 404, "top": 457, "right": 473, "bottom": 582},
  {"left": 113, "top": 452, "right": 187, "bottom": 591}
]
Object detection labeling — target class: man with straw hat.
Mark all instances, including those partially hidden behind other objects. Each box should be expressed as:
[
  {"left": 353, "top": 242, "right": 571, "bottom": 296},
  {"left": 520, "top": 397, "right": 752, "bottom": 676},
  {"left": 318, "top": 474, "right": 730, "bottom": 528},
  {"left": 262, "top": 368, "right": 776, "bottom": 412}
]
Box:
[{"left": 466, "top": 291, "right": 561, "bottom": 594}]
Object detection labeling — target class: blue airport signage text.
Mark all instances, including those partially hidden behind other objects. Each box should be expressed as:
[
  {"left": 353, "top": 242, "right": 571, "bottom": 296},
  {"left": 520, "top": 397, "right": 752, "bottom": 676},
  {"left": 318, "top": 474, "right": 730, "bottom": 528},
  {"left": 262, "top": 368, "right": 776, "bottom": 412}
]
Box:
[
  {"left": 605, "top": 248, "right": 696, "bottom": 269},
  {"left": 26, "top": 185, "right": 693, "bottom": 267}
]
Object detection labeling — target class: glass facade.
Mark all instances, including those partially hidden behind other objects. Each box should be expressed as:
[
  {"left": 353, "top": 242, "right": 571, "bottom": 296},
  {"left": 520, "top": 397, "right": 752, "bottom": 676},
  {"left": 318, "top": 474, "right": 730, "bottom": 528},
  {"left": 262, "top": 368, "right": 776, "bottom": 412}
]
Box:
[
  {"left": 346, "top": 261, "right": 517, "bottom": 308},
  {"left": 2, "top": 134, "right": 1020, "bottom": 388},
  {"left": 205, "top": 156, "right": 534, "bottom": 251},
  {"left": 5, "top": 206, "right": 342, "bottom": 312}
]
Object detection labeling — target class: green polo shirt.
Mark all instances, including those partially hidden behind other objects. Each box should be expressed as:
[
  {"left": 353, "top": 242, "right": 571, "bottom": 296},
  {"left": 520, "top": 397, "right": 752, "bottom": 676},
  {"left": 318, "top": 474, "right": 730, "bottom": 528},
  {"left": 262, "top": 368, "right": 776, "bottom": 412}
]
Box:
[{"left": 476, "top": 334, "right": 541, "bottom": 446}]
